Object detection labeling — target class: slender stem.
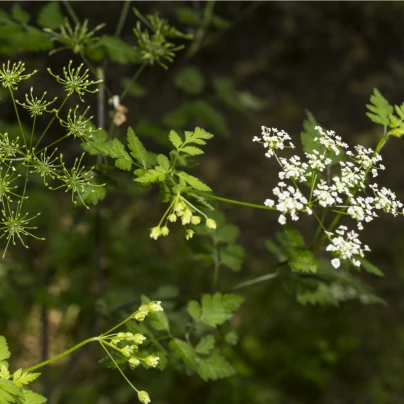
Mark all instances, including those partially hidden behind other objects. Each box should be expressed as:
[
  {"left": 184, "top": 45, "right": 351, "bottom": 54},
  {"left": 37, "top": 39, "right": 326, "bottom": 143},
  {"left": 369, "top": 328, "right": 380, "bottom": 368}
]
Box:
[
  {"left": 23, "top": 337, "right": 100, "bottom": 373},
  {"left": 37, "top": 134, "right": 69, "bottom": 154},
  {"left": 99, "top": 341, "right": 138, "bottom": 392},
  {"left": 101, "top": 313, "right": 133, "bottom": 336},
  {"left": 196, "top": 192, "right": 276, "bottom": 211},
  {"left": 9, "top": 89, "right": 26, "bottom": 149},
  {"left": 30, "top": 115, "right": 36, "bottom": 151},
  {"left": 62, "top": 0, "right": 80, "bottom": 24},
  {"left": 186, "top": 0, "right": 215, "bottom": 60},
  {"left": 120, "top": 63, "right": 146, "bottom": 101},
  {"left": 231, "top": 261, "right": 288, "bottom": 291},
  {"left": 114, "top": 0, "right": 131, "bottom": 38},
  {"left": 232, "top": 273, "right": 279, "bottom": 291},
  {"left": 34, "top": 97, "right": 68, "bottom": 150},
  {"left": 95, "top": 66, "right": 105, "bottom": 302}
]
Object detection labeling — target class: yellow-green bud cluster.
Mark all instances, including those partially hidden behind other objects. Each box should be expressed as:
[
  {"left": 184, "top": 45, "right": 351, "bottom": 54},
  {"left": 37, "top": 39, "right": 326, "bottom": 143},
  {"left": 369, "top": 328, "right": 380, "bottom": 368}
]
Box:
[
  {"left": 138, "top": 390, "right": 151, "bottom": 404},
  {"left": 149, "top": 195, "right": 217, "bottom": 241}
]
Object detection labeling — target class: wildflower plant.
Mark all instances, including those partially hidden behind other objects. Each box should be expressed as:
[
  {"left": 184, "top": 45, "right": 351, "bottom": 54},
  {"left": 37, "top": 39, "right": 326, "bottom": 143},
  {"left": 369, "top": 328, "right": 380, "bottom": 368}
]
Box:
[
  {"left": 91, "top": 87, "right": 404, "bottom": 286},
  {"left": 251, "top": 89, "right": 404, "bottom": 272},
  {"left": 0, "top": 301, "right": 164, "bottom": 404},
  {"left": 133, "top": 8, "right": 193, "bottom": 69},
  {"left": 0, "top": 60, "right": 105, "bottom": 256},
  {"left": 44, "top": 18, "right": 106, "bottom": 55}
]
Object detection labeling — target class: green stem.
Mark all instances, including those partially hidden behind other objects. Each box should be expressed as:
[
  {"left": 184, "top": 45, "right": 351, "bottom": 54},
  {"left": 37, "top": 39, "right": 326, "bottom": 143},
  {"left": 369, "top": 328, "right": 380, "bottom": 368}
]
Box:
[
  {"left": 196, "top": 192, "right": 276, "bottom": 211},
  {"left": 34, "top": 97, "right": 68, "bottom": 150},
  {"left": 101, "top": 313, "right": 133, "bottom": 336},
  {"left": 9, "top": 89, "right": 26, "bottom": 149},
  {"left": 62, "top": 0, "right": 80, "bottom": 24},
  {"left": 37, "top": 134, "right": 69, "bottom": 154},
  {"left": 120, "top": 63, "right": 146, "bottom": 101},
  {"left": 186, "top": 0, "right": 215, "bottom": 60},
  {"left": 114, "top": 0, "right": 131, "bottom": 37},
  {"left": 30, "top": 115, "right": 36, "bottom": 151},
  {"left": 231, "top": 261, "right": 287, "bottom": 291},
  {"left": 99, "top": 341, "right": 138, "bottom": 392},
  {"left": 23, "top": 337, "right": 100, "bottom": 373},
  {"left": 232, "top": 272, "right": 279, "bottom": 291}
]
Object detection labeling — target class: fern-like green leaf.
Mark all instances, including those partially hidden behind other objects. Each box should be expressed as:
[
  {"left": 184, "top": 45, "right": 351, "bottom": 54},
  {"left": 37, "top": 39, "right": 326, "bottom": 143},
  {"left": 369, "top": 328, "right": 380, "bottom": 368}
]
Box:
[
  {"left": 195, "top": 335, "right": 215, "bottom": 355},
  {"left": 0, "top": 336, "right": 10, "bottom": 362},
  {"left": 22, "top": 389, "right": 47, "bottom": 404},
  {"left": 181, "top": 146, "right": 204, "bottom": 156},
  {"left": 198, "top": 353, "right": 236, "bottom": 381},
  {"left": 37, "top": 2, "right": 64, "bottom": 29},
  {"left": 366, "top": 88, "right": 393, "bottom": 126},
  {"left": 135, "top": 166, "right": 167, "bottom": 184},
  {"left": 0, "top": 378, "right": 22, "bottom": 403},
  {"left": 198, "top": 293, "right": 244, "bottom": 328},
  {"left": 12, "top": 369, "right": 41, "bottom": 388},
  {"left": 169, "top": 338, "right": 199, "bottom": 371},
  {"left": 177, "top": 171, "right": 211, "bottom": 191},
  {"left": 92, "top": 139, "right": 132, "bottom": 171},
  {"left": 168, "top": 130, "right": 183, "bottom": 150},
  {"left": 127, "top": 127, "right": 148, "bottom": 169}
]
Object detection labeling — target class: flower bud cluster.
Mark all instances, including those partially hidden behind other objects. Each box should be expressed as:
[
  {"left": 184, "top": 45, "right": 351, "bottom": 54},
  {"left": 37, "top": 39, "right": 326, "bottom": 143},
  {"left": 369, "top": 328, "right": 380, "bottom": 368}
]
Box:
[
  {"left": 149, "top": 194, "right": 217, "bottom": 241},
  {"left": 255, "top": 124, "right": 404, "bottom": 269}
]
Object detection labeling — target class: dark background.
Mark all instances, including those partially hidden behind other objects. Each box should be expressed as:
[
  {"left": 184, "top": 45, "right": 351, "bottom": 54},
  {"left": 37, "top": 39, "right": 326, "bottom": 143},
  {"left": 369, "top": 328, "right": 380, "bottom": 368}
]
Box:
[{"left": 2, "top": 2, "right": 404, "bottom": 403}]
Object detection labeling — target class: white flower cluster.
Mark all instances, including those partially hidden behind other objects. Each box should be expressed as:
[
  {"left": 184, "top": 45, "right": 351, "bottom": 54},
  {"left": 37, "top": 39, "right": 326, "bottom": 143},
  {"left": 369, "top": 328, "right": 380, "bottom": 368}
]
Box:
[
  {"left": 255, "top": 125, "right": 404, "bottom": 269},
  {"left": 326, "top": 226, "right": 370, "bottom": 269},
  {"left": 253, "top": 126, "right": 295, "bottom": 158},
  {"left": 265, "top": 183, "right": 312, "bottom": 224}
]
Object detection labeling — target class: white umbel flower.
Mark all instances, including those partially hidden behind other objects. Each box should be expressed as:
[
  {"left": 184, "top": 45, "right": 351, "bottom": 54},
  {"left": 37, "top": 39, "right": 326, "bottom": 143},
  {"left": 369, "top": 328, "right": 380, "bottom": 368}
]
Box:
[{"left": 326, "top": 226, "right": 370, "bottom": 268}]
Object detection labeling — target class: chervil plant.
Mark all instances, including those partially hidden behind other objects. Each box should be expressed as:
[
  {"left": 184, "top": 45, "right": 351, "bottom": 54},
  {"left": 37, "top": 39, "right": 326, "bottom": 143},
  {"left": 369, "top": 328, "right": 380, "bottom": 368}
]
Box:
[
  {"left": 0, "top": 60, "right": 105, "bottom": 256},
  {"left": 0, "top": 301, "right": 164, "bottom": 404}
]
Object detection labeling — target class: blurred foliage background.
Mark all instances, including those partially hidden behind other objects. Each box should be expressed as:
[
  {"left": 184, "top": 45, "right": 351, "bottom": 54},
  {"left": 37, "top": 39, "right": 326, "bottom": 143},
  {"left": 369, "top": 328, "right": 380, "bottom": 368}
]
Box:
[{"left": 2, "top": 1, "right": 404, "bottom": 403}]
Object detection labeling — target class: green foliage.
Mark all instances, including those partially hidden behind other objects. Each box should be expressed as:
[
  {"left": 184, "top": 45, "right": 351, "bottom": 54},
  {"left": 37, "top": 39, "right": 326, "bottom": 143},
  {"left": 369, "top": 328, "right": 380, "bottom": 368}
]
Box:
[
  {"left": 0, "top": 336, "right": 46, "bottom": 404},
  {"left": 44, "top": 18, "right": 105, "bottom": 55},
  {"left": 91, "top": 35, "right": 141, "bottom": 64},
  {"left": 2, "top": 3, "right": 403, "bottom": 404},
  {"left": 187, "top": 293, "right": 245, "bottom": 328},
  {"left": 92, "top": 138, "right": 133, "bottom": 171},
  {"left": 133, "top": 8, "right": 192, "bottom": 69},
  {"left": 174, "top": 66, "right": 206, "bottom": 95},
  {"left": 198, "top": 353, "right": 236, "bottom": 381},
  {"left": 273, "top": 228, "right": 319, "bottom": 274},
  {"left": 169, "top": 339, "right": 199, "bottom": 371},
  {"left": 366, "top": 88, "right": 393, "bottom": 127},
  {"left": 37, "top": 2, "right": 64, "bottom": 29},
  {"left": 195, "top": 335, "right": 216, "bottom": 355}
]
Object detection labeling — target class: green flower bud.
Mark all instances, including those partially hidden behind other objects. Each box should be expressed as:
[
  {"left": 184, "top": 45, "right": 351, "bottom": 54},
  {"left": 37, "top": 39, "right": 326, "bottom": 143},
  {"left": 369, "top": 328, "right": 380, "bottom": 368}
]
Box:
[
  {"left": 206, "top": 218, "right": 217, "bottom": 229},
  {"left": 149, "top": 226, "right": 161, "bottom": 240},
  {"left": 133, "top": 304, "right": 149, "bottom": 321},
  {"left": 129, "top": 357, "right": 140, "bottom": 367},
  {"left": 147, "top": 301, "right": 163, "bottom": 312},
  {"left": 191, "top": 216, "right": 201, "bottom": 225},
  {"left": 133, "top": 333, "right": 146, "bottom": 344},
  {"left": 181, "top": 209, "right": 192, "bottom": 225},
  {"left": 168, "top": 213, "right": 177, "bottom": 222},
  {"left": 174, "top": 200, "right": 185, "bottom": 212},
  {"left": 110, "top": 337, "right": 120, "bottom": 345},
  {"left": 138, "top": 390, "right": 151, "bottom": 404},
  {"left": 144, "top": 355, "right": 159, "bottom": 368},
  {"left": 121, "top": 345, "right": 133, "bottom": 357},
  {"left": 185, "top": 229, "right": 194, "bottom": 240},
  {"left": 160, "top": 226, "right": 169, "bottom": 236}
]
